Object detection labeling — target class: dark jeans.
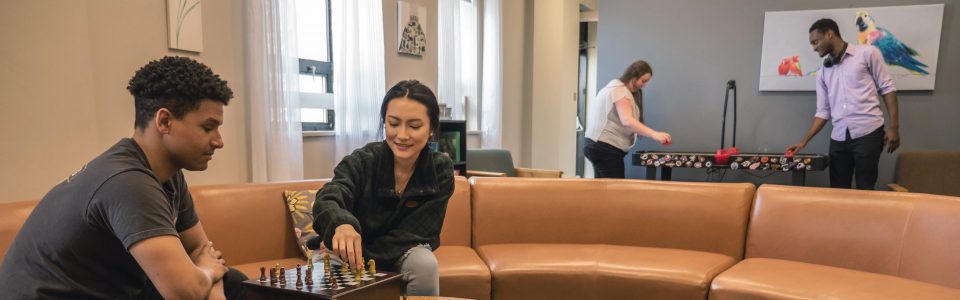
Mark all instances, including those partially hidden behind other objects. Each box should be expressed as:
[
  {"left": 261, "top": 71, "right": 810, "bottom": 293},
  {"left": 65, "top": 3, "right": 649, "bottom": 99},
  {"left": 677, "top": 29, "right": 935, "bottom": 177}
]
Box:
[
  {"left": 829, "top": 127, "right": 885, "bottom": 190},
  {"left": 136, "top": 267, "right": 247, "bottom": 300},
  {"left": 583, "top": 138, "right": 628, "bottom": 178}
]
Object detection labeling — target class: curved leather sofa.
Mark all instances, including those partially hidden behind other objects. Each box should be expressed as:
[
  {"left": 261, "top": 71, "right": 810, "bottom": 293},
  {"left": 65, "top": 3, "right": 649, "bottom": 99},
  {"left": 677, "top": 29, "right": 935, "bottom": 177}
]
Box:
[{"left": 4, "top": 177, "right": 960, "bottom": 299}]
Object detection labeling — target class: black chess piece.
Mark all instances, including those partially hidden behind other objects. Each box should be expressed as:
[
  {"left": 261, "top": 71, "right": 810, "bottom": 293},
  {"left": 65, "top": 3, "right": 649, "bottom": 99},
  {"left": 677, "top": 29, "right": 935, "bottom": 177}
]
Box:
[
  {"left": 259, "top": 266, "right": 266, "bottom": 282},
  {"left": 296, "top": 268, "right": 303, "bottom": 288},
  {"left": 279, "top": 267, "right": 286, "bottom": 285},
  {"left": 329, "top": 272, "right": 338, "bottom": 289}
]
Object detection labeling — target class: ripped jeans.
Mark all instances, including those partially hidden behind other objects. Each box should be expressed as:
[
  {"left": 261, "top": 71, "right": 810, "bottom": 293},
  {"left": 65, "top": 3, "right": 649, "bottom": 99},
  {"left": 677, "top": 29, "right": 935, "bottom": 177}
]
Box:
[{"left": 395, "top": 244, "right": 439, "bottom": 296}]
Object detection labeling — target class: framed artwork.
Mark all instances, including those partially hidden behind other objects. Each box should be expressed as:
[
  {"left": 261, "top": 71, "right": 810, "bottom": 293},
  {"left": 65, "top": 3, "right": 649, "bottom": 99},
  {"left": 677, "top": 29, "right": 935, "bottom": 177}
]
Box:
[
  {"left": 397, "top": 0, "right": 427, "bottom": 56},
  {"left": 167, "top": 0, "right": 204, "bottom": 53},
  {"left": 759, "top": 4, "right": 943, "bottom": 91}
]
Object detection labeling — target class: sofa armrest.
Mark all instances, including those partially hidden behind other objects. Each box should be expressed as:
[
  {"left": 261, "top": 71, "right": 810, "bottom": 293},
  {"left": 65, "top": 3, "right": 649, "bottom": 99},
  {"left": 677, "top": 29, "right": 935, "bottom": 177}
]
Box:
[
  {"left": 888, "top": 183, "right": 909, "bottom": 192},
  {"left": 467, "top": 170, "right": 508, "bottom": 177},
  {"left": 515, "top": 168, "right": 563, "bottom": 178}
]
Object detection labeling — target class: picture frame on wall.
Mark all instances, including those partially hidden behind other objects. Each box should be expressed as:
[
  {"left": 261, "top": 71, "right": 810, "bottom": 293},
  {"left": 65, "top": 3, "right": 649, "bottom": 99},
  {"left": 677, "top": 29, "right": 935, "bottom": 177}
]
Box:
[
  {"left": 759, "top": 4, "right": 943, "bottom": 91},
  {"left": 166, "top": 0, "right": 204, "bottom": 53},
  {"left": 397, "top": 0, "right": 427, "bottom": 56}
]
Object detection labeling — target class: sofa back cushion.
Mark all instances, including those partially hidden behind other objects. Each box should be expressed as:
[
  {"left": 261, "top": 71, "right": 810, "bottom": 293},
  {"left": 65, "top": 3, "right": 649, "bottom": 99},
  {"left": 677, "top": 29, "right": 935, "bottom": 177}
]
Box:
[
  {"left": 0, "top": 199, "right": 39, "bottom": 265},
  {"left": 747, "top": 185, "right": 960, "bottom": 288},
  {"left": 191, "top": 180, "right": 327, "bottom": 265},
  {"left": 470, "top": 178, "right": 755, "bottom": 259},
  {"left": 191, "top": 176, "right": 472, "bottom": 265},
  {"left": 440, "top": 177, "right": 472, "bottom": 247}
]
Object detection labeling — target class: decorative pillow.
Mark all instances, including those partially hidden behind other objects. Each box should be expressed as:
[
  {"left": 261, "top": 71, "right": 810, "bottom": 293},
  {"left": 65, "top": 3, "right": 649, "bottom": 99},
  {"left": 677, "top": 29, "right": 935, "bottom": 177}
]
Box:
[{"left": 284, "top": 189, "right": 327, "bottom": 259}]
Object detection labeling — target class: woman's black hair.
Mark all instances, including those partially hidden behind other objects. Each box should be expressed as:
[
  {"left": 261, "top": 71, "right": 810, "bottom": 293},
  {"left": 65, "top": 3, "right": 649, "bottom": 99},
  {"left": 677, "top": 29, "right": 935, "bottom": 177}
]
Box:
[{"left": 379, "top": 80, "right": 441, "bottom": 140}]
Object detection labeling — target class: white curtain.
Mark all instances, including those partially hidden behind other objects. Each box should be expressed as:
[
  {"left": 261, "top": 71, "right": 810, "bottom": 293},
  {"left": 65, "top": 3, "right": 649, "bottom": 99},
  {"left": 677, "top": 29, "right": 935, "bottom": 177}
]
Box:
[
  {"left": 332, "top": 0, "right": 386, "bottom": 161},
  {"left": 245, "top": 0, "right": 304, "bottom": 182},
  {"left": 438, "top": 0, "right": 464, "bottom": 121},
  {"left": 480, "top": 0, "right": 503, "bottom": 148}
]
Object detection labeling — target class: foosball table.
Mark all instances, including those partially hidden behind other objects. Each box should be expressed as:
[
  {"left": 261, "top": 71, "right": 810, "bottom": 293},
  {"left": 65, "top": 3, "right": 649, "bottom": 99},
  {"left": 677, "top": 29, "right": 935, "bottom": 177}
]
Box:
[
  {"left": 242, "top": 256, "right": 402, "bottom": 300},
  {"left": 632, "top": 151, "right": 829, "bottom": 185}
]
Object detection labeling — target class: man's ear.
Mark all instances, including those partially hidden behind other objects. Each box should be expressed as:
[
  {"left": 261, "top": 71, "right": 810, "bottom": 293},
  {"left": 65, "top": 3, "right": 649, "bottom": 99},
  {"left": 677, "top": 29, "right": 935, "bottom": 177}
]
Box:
[{"left": 155, "top": 108, "right": 173, "bottom": 134}]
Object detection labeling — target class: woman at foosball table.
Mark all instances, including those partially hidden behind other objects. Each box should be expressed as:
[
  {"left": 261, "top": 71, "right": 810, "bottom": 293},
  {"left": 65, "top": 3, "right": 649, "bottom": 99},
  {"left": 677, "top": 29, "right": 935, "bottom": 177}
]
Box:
[
  {"left": 309, "top": 80, "right": 454, "bottom": 296},
  {"left": 584, "top": 59, "right": 673, "bottom": 178}
]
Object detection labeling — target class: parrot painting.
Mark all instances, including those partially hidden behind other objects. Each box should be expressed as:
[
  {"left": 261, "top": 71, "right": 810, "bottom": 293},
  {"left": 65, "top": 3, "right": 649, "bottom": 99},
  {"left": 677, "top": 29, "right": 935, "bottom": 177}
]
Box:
[
  {"left": 778, "top": 57, "right": 790, "bottom": 76},
  {"left": 777, "top": 55, "right": 806, "bottom": 77},
  {"left": 856, "top": 11, "right": 929, "bottom": 75}
]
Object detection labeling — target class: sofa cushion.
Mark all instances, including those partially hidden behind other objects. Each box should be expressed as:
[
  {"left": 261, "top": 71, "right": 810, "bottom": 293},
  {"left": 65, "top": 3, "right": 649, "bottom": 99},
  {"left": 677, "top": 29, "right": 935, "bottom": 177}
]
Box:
[
  {"left": 0, "top": 199, "right": 39, "bottom": 265},
  {"left": 470, "top": 178, "right": 755, "bottom": 258},
  {"left": 477, "top": 244, "right": 736, "bottom": 300},
  {"left": 747, "top": 185, "right": 960, "bottom": 288},
  {"left": 191, "top": 180, "right": 328, "bottom": 266},
  {"left": 439, "top": 177, "right": 472, "bottom": 247},
  {"left": 710, "top": 258, "right": 960, "bottom": 300},
  {"left": 233, "top": 257, "right": 309, "bottom": 279},
  {"left": 283, "top": 188, "right": 324, "bottom": 259},
  {"left": 435, "top": 246, "right": 491, "bottom": 300}
]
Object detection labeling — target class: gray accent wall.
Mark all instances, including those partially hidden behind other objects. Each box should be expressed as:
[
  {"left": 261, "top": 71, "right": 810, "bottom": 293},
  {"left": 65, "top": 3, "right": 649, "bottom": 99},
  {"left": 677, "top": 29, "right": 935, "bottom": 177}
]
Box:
[{"left": 598, "top": 0, "right": 959, "bottom": 187}]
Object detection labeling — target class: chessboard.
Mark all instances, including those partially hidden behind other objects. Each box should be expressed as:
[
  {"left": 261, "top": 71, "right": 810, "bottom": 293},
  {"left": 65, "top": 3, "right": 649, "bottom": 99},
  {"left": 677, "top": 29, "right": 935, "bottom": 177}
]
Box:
[{"left": 242, "top": 261, "right": 403, "bottom": 300}]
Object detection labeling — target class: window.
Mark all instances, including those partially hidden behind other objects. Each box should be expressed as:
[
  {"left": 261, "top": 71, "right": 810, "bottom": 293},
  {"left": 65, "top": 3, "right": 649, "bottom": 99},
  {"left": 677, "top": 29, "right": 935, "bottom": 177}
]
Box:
[
  {"left": 296, "top": 0, "right": 334, "bottom": 131},
  {"left": 460, "top": 0, "right": 479, "bottom": 131}
]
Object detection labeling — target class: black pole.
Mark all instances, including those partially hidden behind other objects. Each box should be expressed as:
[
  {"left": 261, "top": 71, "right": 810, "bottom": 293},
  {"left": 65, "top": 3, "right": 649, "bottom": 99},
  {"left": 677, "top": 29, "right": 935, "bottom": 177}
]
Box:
[
  {"left": 731, "top": 80, "right": 737, "bottom": 148},
  {"left": 721, "top": 85, "right": 729, "bottom": 149}
]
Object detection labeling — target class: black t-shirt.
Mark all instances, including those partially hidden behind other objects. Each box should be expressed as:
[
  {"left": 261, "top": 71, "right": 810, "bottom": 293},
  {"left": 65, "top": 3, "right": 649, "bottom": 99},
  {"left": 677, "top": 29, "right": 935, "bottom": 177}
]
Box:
[{"left": 0, "top": 138, "right": 199, "bottom": 299}]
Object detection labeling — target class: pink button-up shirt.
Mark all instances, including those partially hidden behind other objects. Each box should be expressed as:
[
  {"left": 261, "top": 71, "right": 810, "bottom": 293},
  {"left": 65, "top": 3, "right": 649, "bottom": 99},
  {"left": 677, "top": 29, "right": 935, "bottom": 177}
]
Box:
[{"left": 815, "top": 44, "right": 896, "bottom": 141}]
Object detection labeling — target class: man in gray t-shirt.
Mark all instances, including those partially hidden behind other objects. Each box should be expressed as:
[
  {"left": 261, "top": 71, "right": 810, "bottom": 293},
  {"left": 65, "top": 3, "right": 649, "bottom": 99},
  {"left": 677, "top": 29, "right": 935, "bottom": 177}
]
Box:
[{"left": 0, "top": 57, "right": 246, "bottom": 299}]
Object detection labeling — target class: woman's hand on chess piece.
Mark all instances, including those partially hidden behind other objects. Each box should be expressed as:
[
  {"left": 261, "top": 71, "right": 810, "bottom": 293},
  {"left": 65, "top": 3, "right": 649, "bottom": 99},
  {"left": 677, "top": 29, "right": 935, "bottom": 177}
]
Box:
[{"left": 333, "top": 224, "right": 364, "bottom": 268}]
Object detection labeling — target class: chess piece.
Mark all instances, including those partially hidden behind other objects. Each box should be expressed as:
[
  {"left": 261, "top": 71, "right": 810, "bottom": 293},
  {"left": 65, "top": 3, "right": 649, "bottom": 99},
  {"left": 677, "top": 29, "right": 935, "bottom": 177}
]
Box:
[
  {"left": 269, "top": 267, "right": 276, "bottom": 284},
  {"left": 329, "top": 272, "right": 339, "bottom": 289},
  {"left": 274, "top": 263, "right": 281, "bottom": 283},
  {"left": 354, "top": 267, "right": 361, "bottom": 282},
  {"left": 296, "top": 265, "right": 303, "bottom": 288},
  {"left": 341, "top": 260, "right": 349, "bottom": 273},
  {"left": 305, "top": 265, "right": 313, "bottom": 286},
  {"left": 259, "top": 267, "right": 267, "bottom": 283},
  {"left": 279, "top": 267, "right": 286, "bottom": 285},
  {"left": 368, "top": 259, "right": 376, "bottom": 275}
]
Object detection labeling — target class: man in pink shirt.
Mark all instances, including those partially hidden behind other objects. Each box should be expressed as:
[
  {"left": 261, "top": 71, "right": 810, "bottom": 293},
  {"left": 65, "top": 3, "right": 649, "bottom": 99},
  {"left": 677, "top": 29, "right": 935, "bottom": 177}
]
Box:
[{"left": 787, "top": 18, "right": 901, "bottom": 190}]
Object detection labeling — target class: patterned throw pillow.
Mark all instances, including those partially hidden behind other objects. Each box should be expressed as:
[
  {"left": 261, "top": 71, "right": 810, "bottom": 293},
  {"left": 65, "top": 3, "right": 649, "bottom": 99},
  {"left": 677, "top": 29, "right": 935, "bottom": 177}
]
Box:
[{"left": 283, "top": 189, "right": 327, "bottom": 259}]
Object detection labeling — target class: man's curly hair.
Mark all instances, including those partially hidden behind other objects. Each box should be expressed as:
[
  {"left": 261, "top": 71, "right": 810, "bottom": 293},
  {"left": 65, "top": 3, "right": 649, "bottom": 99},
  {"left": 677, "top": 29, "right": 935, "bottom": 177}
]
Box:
[{"left": 127, "top": 56, "right": 233, "bottom": 129}]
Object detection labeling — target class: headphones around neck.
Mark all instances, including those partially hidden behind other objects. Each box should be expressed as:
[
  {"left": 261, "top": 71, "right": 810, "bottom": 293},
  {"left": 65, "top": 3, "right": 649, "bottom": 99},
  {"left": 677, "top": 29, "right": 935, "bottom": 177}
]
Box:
[{"left": 823, "top": 42, "right": 848, "bottom": 68}]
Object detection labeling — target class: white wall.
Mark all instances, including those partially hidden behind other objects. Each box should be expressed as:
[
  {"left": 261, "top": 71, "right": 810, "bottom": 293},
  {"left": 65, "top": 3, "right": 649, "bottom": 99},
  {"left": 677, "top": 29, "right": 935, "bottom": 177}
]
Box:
[
  {"left": 0, "top": 0, "right": 249, "bottom": 202},
  {"left": 529, "top": 0, "right": 580, "bottom": 176},
  {"left": 383, "top": 0, "right": 439, "bottom": 90},
  {"left": 500, "top": 0, "right": 529, "bottom": 167}
]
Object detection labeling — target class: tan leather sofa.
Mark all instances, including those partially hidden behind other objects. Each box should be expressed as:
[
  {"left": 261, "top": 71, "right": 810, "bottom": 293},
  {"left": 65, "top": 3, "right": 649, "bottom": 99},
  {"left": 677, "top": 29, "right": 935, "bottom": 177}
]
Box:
[
  {"left": 190, "top": 177, "right": 490, "bottom": 300},
  {"left": 469, "top": 177, "right": 755, "bottom": 300},
  {"left": 6, "top": 178, "right": 960, "bottom": 299},
  {"left": 711, "top": 184, "right": 960, "bottom": 299},
  {"left": 0, "top": 177, "right": 490, "bottom": 300}
]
